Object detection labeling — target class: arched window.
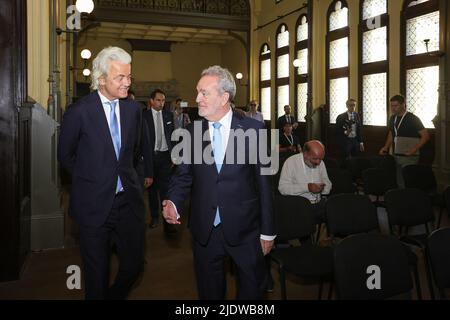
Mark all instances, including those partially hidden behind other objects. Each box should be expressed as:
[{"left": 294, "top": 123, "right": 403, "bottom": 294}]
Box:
[
  {"left": 295, "top": 14, "right": 309, "bottom": 123},
  {"left": 327, "top": 0, "right": 349, "bottom": 124},
  {"left": 402, "top": 0, "right": 440, "bottom": 129},
  {"left": 276, "top": 24, "right": 290, "bottom": 119},
  {"left": 360, "top": 0, "right": 388, "bottom": 126},
  {"left": 259, "top": 43, "right": 271, "bottom": 121}
]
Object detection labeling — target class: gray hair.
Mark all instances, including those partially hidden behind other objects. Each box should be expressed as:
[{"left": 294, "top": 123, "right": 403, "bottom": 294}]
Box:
[
  {"left": 91, "top": 46, "right": 132, "bottom": 90},
  {"left": 201, "top": 65, "right": 236, "bottom": 102}
]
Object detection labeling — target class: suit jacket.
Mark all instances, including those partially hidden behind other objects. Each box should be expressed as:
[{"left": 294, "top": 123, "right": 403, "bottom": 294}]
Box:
[
  {"left": 143, "top": 108, "right": 175, "bottom": 153},
  {"left": 335, "top": 111, "right": 363, "bottom": 144},
  {"left": 167, "top": 112, "right": 275, "bottom": 246},
  {"left": 277, "top": 114, "right": 297, "bottom": 130},
  {"left": 58, "top": 91, "right": 152, "bottom": 227}
]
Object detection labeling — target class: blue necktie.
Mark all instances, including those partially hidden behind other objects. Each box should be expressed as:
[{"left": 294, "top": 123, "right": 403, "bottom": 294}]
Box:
[
  {"left": 108, "top": 101, "right": 123, "bottom": 193},
  {"left": 213, "top": 122, "right": 223, "bottom": 226}
]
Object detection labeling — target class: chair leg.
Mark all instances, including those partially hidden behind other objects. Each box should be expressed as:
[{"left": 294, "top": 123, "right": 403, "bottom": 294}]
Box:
[
  {"left": 411, "top": 264, "right": 422, "bottom": 300},
  {"left": 318, "top": 278, "right": 323, "bottom": 300},
  {"left": 327, "top": 281, "right": 334, "bottom": 300},
  {"left": 279, "top": 266, "right": 287, "bottom": 300},
  {"left": 315, "top": 223, "right": 322, "bottom": 243},
  {"left": 436, "top": 207, "right": 443, "bottom": 229},
  {"left": 424, "top": 255, "right": 436, "bottom": 300}
]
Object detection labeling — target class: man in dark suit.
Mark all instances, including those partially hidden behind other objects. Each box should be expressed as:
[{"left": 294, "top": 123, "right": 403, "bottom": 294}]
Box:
[
  {"left": 277, "top": 104, "right": 298, "bottom": 132},
  {"left": 162, "top": 65, "right": 275, "bottom": 299},
  {"left": 335, "top": 99, "right": 364, "bottom": 159},
  {"left": 143, "top": 89, "right": 176, "bottom": 234},
  {"left": 58, "top": 46, "right": 153, "bottom": 299}
]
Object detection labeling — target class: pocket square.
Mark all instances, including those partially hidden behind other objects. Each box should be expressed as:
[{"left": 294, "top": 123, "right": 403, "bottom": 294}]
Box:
[{"left": 166, "top": 121, "right": 172, "bottom": 124}]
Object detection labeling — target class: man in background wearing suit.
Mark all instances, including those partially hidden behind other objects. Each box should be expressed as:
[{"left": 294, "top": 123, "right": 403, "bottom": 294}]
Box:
[
  {"left": 143, "top": 89, "right": 176, "bottom": 234},
  {"left": 58, "top": 46, "right": 153, "bottom": 299},
  {"left": 277, "top": 105, "right": 298, "bottom": 132},
  {"left": 162, "top": 65, "right": 275, "bottom": 299},
  {"left": 335, "top": 99, "right": 364, "bottom": 159}
]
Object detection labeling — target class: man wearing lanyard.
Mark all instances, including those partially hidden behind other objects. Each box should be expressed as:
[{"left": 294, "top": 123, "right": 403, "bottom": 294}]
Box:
[{"left": 379, "top": 95, "right": 429, "bottom": 187}]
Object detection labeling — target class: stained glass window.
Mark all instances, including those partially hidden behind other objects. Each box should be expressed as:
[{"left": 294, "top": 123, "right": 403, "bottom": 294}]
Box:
[
  {"left": 297, "top": 16, "right": 308, "bottom": 42},
  {"left": 296, "top": 49, "right": 308, "bottom": 75},
  {"left": 261, "top": 59, "right": 271, "bottom": 82},
  {"left": 408, "top": 0, "right": 429, "bottom": 7},
  {"left": 277, "top": 85, "right": 289, "bottom": 118},
  {"left": 362, "top": 0, "right": 387, "bottom": 20},
  {"left": 406, "top": 66, "right": 439, "bottom": 129},
  {"left": 297, "top": 83, "right": 308, "bottom": 123},
  {"left": 329, "top": 38, "right": 348, "bottom": 69},
  {"left": 329, "top": 77, "right": 348, "bottom": 124},
  {"left": 261, "top": 87, "right": 271, "bottom": 121},
  {"left": 329, "top": 1, "right": 348, "bottom": 31},
  {"left": 277, "top": 25, "right": 289, "bottom": 48},
  {"left": 362, "top": 73, "right": 387, "bottom": 126},
  {"left": 277, "top": 54, "right": 289, "bottom": 79},
  {"left": 406, "top": 11, "right": 439, "bottom": 56},
  {"left": 363, "top": 27, "right": 387, "bottom": 64}
]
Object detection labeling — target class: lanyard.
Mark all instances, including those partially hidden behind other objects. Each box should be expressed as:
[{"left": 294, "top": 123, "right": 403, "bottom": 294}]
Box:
[
  {"left": 394, "top": 112, "right": 408, "bottom": 137},
  {"left": 284, "top": 134, "right": 293, "bottom": 145}
]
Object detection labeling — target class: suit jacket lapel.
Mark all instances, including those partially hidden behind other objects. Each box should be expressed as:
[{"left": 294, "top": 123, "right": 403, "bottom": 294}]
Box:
[
  {"left": 119, "top": 100, "right": 129, "bottom": 159},
  {"left": 87, "top": 92, "right": 117, "bottom": 161}
]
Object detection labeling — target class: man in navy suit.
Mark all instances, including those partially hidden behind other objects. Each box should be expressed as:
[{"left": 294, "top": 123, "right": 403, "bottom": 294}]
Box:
[
  {"left": 162, "top": 65, "right": 275, "bottom": 299},
  {"left": 143, "top": 89, "right": 176, "bottom": 234},
  {"left": 58, "top": 47, "right": 153, "bottom": 299},
  {"left": 335, "top": 99, "right": 364, "bottom": 159}
]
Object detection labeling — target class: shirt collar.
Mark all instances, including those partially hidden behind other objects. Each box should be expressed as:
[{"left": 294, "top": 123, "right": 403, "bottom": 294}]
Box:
[
  {"left": 98, "top": 90, "right": 119, "bottom": 106},
  {"left": 209, "top": 108, "right": 233, "bottom": 129}
]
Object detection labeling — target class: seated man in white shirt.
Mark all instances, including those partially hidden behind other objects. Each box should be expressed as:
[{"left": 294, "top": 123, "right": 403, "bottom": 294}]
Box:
[{"left": 278, "top": 140, "right": 332, "bottom": 224}]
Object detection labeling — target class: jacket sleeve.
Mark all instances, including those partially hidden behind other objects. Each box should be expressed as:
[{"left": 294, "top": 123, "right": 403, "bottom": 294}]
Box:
[{"left": 58, "top": 104, "right": 81, "bottom": 175}]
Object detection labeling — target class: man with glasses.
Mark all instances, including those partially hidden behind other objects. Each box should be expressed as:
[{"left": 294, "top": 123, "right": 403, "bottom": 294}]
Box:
[
  {"left": 335, "top": 99, "right": 364, "bottom": 159},
  {"left": 246, "top": 100, "right": 264, "bottom": 123}
]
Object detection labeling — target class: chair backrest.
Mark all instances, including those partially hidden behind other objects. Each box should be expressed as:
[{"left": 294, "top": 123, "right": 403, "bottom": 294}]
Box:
[
  {"left": 402, "top": 165, "right": 437, "bottom": 193},
  {"left": 327, "top": 168, "right": 356, "bottom": 195},
  {"left": 274, "top": 195, "right": 316, "bottom": 242},
  {"left": 385, "top": 188, "right": 434, "bottom": 228},
  {"left": 344, "top": 157, "right": 373, "bottom": 180},
  {"left": 444, "top": 186, "right": 450, "bottom": 211},
  {"left": 323, "top": 157, "right": 340, "bottom": 170},
  {"left": 334, "top": 233, "right": 413, "bottom": 300},
  {"left": 326, "top": 194, "right": 379, "bottom": 237},
  {"left": 427, "top": 227, "right": 450, "bottom": 291},
  {"left": 362, "top": 168, "right": 393, "bottom": 197}
]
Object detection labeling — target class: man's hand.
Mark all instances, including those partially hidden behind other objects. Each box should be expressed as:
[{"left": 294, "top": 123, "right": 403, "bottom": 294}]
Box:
[
  {"left": 379, "top": 146, "right": 389, "bottom": 155},
  {"left": 308, "top": 183, "right": 325, "bottom": 194},
  {"left": 144, "top": 177, "right": 153, "bottom": 188},
  {"left": 162, "top": 200, "right": 181, "bottom": 225},
  {"left": 260, "top": 239, "right": 274, "bottom": 256}
]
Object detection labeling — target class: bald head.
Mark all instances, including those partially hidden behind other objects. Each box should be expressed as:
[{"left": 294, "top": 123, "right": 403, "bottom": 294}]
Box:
[{"left": 303, "top": 140, "right": 325, "bottom": 168}]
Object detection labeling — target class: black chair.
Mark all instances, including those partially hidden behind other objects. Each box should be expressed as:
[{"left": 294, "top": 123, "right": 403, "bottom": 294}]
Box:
[
  {"left": 270, "top": 195, "right": 334, "bottom": 300},
  {"left": 327, "top": 168, "right": 357, "bottom": 196},
  {"left": 325, "top": 194, "right": 379, "bottom": 239},
  {"left": 323, "top": 157, "right": 340, "bottom": 170},
  {"left": 402, "top": 164, "right": 445, "bottom": 227},
  {"left": 344, "top": 157, "right": 373, "bottom": 188},
  {"left": 362, "top": 168, "right": 395, "bottom": 207},
  {"left": 334, "top": 233, "right": 414, "bottom": 300},
  {"left": 443, "top": 186, "right": 450, "bottom": 225},
  {"left": 385, "top": 188, "right": 436, "bottom": 299},
  {"left": 426, "top": 227, "right": 450, "bottom": 299}
]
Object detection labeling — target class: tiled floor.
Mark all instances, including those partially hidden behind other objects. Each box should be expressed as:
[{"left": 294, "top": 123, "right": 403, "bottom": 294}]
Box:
[{"left": 0, "top": 191, "right": 448, "bottom": 300}]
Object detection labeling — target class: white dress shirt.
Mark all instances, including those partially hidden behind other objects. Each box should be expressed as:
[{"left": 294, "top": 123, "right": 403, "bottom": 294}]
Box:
[
  {"left": 98, "top": 91, "right": 122, "bottom": 139},
  {"left": 278, "top": 153, "right": 332, "bottom": 203},
  {"left": 151, "top": 108, "right": 169, "bottom": 152}
]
